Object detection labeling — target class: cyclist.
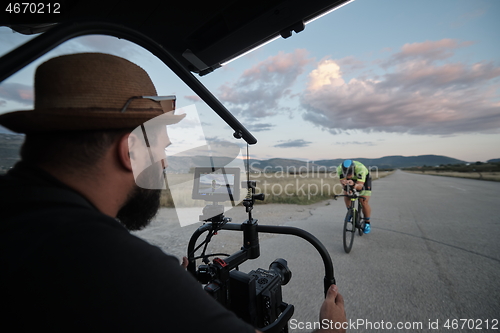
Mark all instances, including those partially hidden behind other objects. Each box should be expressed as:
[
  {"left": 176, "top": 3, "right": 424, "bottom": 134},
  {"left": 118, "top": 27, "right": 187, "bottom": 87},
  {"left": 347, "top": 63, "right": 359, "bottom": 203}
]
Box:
[{"left": 337, "top": 160, "right": 372, "bottom": 234}]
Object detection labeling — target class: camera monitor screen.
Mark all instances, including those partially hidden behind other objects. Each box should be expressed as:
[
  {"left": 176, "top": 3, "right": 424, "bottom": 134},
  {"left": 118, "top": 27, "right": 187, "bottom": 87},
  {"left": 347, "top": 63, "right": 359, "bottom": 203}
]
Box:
[{"left": 192, "top": 167, "right": 241, "bottom": 202}]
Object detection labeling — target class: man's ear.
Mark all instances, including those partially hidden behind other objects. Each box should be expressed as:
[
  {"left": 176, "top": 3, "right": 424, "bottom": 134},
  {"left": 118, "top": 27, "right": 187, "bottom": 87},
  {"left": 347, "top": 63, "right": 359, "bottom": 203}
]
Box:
[{"left": 117, "top": 133, "right": 133, "bottom": 172}]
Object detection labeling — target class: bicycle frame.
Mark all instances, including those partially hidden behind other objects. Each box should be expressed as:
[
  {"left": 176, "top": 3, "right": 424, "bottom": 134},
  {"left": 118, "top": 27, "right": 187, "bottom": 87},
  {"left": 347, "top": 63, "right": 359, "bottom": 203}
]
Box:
[
  {"left": 335, "top": 192, "right": 366, "bottom": 216},
  {"left": 351, "top": 194, "right": 364, "bottom": 217}
]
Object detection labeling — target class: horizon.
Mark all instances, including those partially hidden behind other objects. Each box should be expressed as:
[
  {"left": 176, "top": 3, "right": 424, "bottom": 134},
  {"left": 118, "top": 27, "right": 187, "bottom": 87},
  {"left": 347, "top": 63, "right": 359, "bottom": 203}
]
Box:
[
  {"left": 0, "top": 131, "right": 498, "bottom": 164},
  {"left": 243, "top": 153, "right": 497, "bottom": 164},
  {"left": 1, "top": 0, "right": 499, "bottom": 162}
]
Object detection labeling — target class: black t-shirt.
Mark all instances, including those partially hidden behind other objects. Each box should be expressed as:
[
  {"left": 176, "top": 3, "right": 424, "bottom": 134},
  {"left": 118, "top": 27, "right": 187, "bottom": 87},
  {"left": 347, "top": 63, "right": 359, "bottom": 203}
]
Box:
[{"left": 0, "top": 163, "right": 255, "bottom": 333}]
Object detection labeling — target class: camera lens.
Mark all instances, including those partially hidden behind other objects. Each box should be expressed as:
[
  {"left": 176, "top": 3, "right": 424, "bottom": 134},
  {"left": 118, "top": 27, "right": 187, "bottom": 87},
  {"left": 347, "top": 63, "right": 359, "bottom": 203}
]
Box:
[{"left": 269, "top": 258, "right": 292, "bottom": 285}]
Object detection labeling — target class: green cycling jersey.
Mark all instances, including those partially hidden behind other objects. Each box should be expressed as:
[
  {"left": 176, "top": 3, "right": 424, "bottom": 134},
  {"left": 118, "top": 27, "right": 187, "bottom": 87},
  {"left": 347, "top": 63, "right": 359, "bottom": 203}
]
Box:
[{"left": 336, "top": 160, "right": 369, "bottom": 182}]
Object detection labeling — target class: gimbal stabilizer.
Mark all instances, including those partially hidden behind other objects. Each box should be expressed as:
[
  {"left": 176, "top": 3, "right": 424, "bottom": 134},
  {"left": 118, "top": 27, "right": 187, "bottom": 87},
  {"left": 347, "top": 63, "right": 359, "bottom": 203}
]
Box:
[{"left": 187, "top": 181, "right": 336, "bottom": 333}]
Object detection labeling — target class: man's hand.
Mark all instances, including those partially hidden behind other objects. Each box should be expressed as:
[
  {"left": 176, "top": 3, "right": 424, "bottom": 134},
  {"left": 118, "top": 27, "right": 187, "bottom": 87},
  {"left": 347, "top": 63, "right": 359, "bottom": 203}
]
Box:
[
  {"left": 181, "top": 256, "right": 189, "bottom": 269},
  {"left": 341, "top": 179, "right": 354, "bottom": 186},
  {"left": 259, "top": 285, "right": 345, "bottom": 333},
  {"left": 314, "top": 284, "right": 347, "bottom": 333}
]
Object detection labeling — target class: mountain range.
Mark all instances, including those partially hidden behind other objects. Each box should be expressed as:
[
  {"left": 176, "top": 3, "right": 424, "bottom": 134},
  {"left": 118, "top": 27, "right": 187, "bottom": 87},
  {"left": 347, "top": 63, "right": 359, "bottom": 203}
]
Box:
[{"left": 245, "top": 155, "right": 467, "bottom": 171}]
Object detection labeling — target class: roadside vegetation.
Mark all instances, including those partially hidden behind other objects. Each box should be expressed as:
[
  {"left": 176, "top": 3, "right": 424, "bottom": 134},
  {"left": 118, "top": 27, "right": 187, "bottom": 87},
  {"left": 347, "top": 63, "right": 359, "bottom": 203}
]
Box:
[{"left": 403, "top": 162, "right": 500, "bottom": 182}]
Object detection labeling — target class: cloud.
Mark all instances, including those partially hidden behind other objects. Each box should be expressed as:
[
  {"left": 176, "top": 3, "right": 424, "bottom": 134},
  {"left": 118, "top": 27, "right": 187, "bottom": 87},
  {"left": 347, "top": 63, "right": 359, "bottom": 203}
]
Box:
[
  {"left": 246, "top": 123, "right": 275, "bottom": 132},
  {"left": 451, "top": 8, "right": 486, "bottom": 28},
  {"left": 385, "top": 39, "right": 475, "bottom": 67},
  {"left": 274, "top": 139, "right": 312, "bottom": 148},
  {"left": 380, "top": 61, "right": 500, "bottom": 91},
  {"left": 0, "top": 83, "right": 33, "bottom": 105},
  {"left": 335, "top": 56, "right": 366, "bottom": 73},
  {"left": 184, "top": 95, "right": 202, "bottom": 102},
  {"left": 301, "top": 39, "right": 500, "bottom": 136},
  {"left": 217, "top": 49, "right": 313, "bottom": 118},
  {"left": 307, "top": 59, "right": 344, "bottom": 90},
  {"left": 335, "top": 141, "right": 376, "bottom": 146}
]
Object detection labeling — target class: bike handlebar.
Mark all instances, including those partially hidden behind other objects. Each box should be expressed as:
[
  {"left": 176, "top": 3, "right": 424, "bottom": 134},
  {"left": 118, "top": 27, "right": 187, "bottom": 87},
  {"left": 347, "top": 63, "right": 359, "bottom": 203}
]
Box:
[{"left": 334, "top": 194, "right": 366, "bottom": 200}]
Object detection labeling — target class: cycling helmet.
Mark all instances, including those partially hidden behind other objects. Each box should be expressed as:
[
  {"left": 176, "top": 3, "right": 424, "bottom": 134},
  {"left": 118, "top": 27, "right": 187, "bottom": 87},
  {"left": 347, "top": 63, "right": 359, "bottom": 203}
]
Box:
[{"left": 341, "top": 159, "right": 355, "bottom": 176}]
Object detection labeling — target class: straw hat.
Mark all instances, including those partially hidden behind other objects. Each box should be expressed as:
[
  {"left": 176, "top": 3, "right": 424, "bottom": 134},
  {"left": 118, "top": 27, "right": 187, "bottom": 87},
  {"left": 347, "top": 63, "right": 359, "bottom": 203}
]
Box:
[{"left": 0, "top": 53, "right": 185, "bottom": 133}]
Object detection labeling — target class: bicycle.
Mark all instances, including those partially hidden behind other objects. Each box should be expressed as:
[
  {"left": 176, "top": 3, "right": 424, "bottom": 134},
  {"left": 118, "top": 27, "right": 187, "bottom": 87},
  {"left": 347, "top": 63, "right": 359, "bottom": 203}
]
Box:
[{"left": 334, "top": 185, "right": 366, "bottom": 253}]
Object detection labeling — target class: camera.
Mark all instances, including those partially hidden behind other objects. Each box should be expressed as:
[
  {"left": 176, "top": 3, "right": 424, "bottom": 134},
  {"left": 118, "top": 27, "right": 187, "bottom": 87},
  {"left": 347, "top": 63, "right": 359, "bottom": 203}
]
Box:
[
  {"left": 200, "top": 258, "right": 292, "bottom": 329},
  {"left": 230, "top": 259, "right": 292, "bottom": 328}
]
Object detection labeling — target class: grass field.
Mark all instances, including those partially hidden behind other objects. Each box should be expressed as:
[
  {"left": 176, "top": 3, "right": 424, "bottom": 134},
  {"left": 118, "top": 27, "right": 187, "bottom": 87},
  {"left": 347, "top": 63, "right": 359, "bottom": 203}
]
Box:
[
  {"left": 160, "top": 169, "right": 394, "bottom": 207},
  {"left": 404, "top": 170, "right": 500, "bottom": 181}
]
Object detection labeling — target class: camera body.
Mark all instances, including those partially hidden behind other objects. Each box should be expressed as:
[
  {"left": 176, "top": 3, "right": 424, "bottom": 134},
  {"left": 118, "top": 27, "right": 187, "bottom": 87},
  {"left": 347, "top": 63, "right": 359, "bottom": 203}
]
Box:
[
  {"left": 230, "top": 268, "right": 284, "bottom": 328},
  {"left": 200, "top": 258, "right": 291, "bottom": 329}
]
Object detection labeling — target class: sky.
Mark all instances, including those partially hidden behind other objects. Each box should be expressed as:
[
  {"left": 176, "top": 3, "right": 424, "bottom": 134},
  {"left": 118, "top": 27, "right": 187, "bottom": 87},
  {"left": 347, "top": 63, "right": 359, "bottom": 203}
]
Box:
[{"left": 0, "top": 0, "right": 499, "bottom": 163}]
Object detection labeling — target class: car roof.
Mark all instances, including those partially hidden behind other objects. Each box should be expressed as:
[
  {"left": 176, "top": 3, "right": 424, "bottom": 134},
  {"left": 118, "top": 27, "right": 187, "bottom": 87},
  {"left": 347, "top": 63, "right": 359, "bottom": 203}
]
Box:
[
  {"left": 0, "top": 0, "right": 350, "bottom": 143},
  {"left": 2, "top": 0, "right": 349, "bottom": 75}
]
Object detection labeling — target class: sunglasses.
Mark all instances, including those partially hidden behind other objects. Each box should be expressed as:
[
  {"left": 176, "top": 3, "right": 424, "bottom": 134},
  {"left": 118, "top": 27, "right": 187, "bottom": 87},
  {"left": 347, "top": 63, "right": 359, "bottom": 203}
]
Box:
[{"left": 120, "top": 95, "right": 176, "bottom": 113}]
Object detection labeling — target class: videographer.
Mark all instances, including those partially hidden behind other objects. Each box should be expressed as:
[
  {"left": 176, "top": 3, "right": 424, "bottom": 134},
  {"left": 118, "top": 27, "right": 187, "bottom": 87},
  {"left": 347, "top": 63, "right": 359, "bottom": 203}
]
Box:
[{"left": 0, "top": 53, "right": 346, "bottom": 332}]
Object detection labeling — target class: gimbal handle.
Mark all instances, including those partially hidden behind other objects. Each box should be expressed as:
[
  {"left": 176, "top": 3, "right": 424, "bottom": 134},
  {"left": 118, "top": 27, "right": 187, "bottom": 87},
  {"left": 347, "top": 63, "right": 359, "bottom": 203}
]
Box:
[{"left": 187, "top": 221, "right": 336, "bottom": 297}]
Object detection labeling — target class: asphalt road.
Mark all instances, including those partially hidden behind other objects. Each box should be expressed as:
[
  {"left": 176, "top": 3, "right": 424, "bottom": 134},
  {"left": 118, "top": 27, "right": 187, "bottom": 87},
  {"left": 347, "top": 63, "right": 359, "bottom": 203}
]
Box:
[{"left": 237, "top": 170, "right": 500, "bottom": 332}]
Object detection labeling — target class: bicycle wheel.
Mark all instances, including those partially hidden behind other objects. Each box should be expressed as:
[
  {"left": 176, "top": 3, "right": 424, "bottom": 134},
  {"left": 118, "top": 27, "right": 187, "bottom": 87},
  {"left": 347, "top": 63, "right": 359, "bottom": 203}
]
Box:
[{"left": 343, "top": 208, "right": 355, "bottom": 253}]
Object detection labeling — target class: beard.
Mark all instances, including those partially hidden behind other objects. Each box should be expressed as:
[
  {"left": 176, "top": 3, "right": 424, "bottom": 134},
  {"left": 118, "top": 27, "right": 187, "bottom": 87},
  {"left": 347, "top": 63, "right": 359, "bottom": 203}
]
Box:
[{"left": 116, "top": 185, "right": 162, "bottom": 231}]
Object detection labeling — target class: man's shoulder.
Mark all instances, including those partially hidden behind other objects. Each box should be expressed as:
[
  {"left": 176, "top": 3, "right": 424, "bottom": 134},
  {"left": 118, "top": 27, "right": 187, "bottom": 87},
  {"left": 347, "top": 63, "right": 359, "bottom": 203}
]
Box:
[
  {"left": 0, "top": 169, "right": 98, "bottom": 219},
  {"left": 0, "top": 178, "right": 162, "bottom": 252},
  {"left": 1, "top": 200, "right": 179, "bottom": 282},
  {"left": 353, "top": 160, "right": 368, "bottom": 170},
  {"left": 1, "top": 185, "right": 123, "bottom": 234},
  {"left": 13, "top": 205, "right": 159, "bottom": 251}
]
